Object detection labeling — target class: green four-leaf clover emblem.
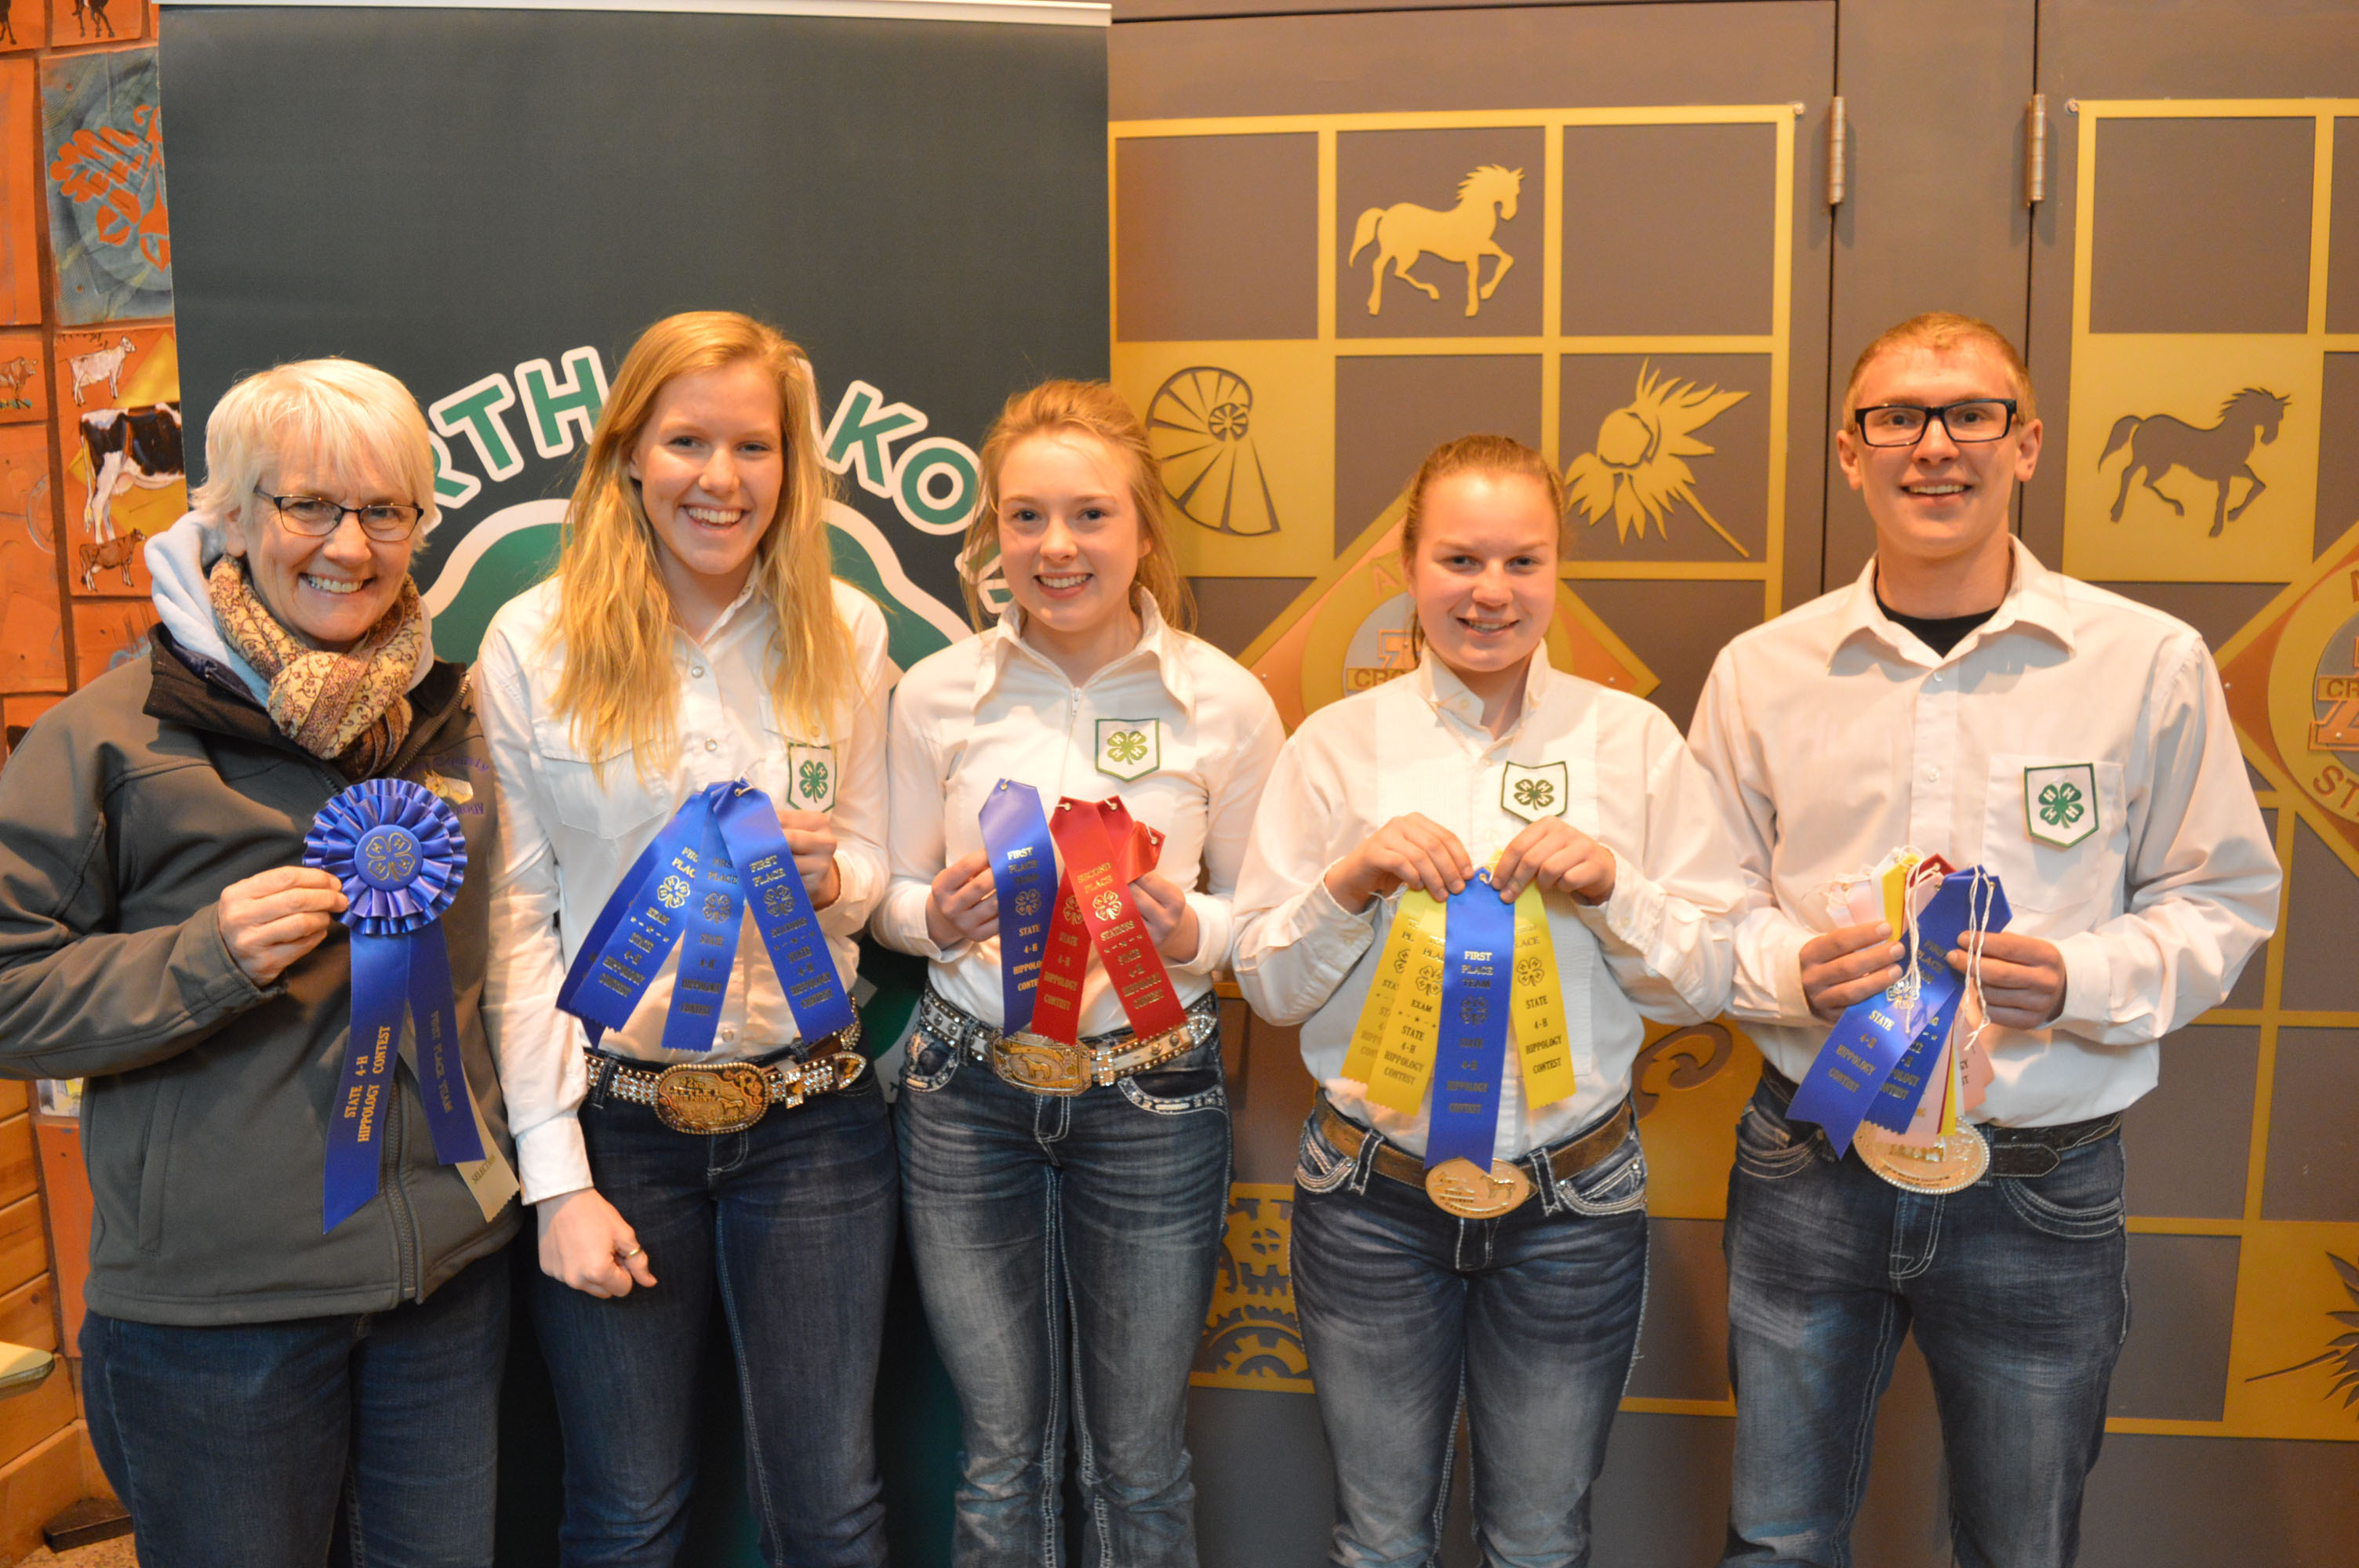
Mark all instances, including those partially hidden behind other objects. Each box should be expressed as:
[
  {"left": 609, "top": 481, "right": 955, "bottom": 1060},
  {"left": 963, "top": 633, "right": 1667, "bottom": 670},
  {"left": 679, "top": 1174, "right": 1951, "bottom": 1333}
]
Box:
[
  {"left": 1513, "top": 777, "right": 1556, "bottom": 811},
  {"left": 799, "top": 759, "right": 830, "bottom": 802},
  {"left": 2037, "top": 780, "right": 2085, "bottom": 828},
  {"left": 1107, "top": 729, "right": 1150, "bottom": 765}
]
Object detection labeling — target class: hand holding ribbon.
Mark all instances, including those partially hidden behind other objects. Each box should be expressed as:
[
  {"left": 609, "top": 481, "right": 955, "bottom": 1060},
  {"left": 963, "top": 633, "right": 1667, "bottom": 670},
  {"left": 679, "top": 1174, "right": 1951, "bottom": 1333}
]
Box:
[
  {"left": 1787, "top": 867, "right": 2011, "bottom": 1155},
  {"left": 557, "top": 781, "right": 859, "bottom": 1057},
  {"left": 304, "top": 779, "right": 484, "bottom": 1232}
]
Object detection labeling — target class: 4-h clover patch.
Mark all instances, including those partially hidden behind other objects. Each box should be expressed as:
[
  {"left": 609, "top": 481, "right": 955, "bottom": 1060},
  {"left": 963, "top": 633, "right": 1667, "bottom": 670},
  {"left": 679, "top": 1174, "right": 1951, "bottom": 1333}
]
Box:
[
  {"left": 1500, "top": 761, "right": 1569, "bottom": 824},
  {"left": 786, "top": 744, "right": 836, "bottom": 813},
  {"left": 2022, "top": 763, "right": 2099, "bottom": 848},
  {"left": 1095, "top": 719, "right": 1161, "bottom": 782}
]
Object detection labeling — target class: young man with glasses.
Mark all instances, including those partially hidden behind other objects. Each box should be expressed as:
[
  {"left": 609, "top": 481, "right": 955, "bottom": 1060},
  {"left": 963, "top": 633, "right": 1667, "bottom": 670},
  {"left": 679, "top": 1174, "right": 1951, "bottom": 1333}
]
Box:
[{"left": 1688, "top": 312, "right": 2279, "bottom": 1566}]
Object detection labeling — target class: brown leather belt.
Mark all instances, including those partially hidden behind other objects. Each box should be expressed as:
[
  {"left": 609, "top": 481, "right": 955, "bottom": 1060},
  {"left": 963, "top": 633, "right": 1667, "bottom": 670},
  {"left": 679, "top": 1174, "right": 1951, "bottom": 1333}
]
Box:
[
  {"left": 1314, "top": 1093, "right": 1634, "bottom": 1209},
  {"left": 589, "top": 1025, "right": 866, "bottom": 1135},
  {"left": 1757, "top": 1061, "right": 2119, "bottom": 1179}
]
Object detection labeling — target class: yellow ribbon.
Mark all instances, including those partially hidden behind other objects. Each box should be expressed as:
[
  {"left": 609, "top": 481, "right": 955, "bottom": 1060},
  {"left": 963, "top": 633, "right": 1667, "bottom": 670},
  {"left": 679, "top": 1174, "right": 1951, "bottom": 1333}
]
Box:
[{"left": 1341, "top": 884, "right": 1577, "bottom": 1113}]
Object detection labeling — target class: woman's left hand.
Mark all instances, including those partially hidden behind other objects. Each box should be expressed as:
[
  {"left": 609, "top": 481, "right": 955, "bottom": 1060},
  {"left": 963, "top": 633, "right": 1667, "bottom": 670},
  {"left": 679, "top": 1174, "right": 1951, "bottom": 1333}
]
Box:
[
  {"left": 778, "top": 809, "right": 841, "bottom": 910},
  {"left": 1129, "top": 873, "right": 1201, "bottom": 964},
  {"left": 1492, "top": 818, "right": 1616, "bottom": 906}
]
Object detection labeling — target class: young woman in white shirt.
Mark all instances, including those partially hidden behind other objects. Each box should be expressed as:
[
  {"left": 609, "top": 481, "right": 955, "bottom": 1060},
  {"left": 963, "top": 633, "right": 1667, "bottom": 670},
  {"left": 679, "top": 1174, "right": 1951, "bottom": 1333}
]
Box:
[
  {"left": 873, "top": 380, "right": 1282, "bottom": 1567},
  {"left": 478, "top": 311, "right": 896, "bottom": 1566},
  {"left": 1231, "top": 434, "right": 1743, "bottom": 1568}
]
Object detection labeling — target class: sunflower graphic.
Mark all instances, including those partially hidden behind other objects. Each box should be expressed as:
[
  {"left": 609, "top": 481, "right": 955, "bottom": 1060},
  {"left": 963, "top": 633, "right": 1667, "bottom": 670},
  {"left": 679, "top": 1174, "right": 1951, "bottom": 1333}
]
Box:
[
  {"left": 2247, "top": 1251, "right": 2359, "bottom": 1410},
  {"left": 1563, "top": 363, "right": 1750, "bottom": 557},
  {"left": 1147, "top": 367, "right": 1279, "bottom": 537}
]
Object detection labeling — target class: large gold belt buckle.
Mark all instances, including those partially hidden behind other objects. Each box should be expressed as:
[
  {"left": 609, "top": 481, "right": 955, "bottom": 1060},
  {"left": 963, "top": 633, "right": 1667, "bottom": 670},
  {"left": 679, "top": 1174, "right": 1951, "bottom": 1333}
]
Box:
[
  {"left": 994, "top": 1033, "right": 1092, "bottom": 1096},
  {"left": 1856, "top": 1123, "right": 1990, "bottom": 1194},
  {"left": 1423, "top": 1156, "right": 1535, "bottom": 1218},
  {"left": 652, "top": 1062, "right": 769, "bottom": 1134}
]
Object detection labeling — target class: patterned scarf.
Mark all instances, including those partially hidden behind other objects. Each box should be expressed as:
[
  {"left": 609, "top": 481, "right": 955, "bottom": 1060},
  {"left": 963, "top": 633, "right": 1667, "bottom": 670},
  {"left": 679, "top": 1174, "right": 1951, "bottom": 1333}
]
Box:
[{"left": 207, "top": 555, "right": 425, "bottom": 776}]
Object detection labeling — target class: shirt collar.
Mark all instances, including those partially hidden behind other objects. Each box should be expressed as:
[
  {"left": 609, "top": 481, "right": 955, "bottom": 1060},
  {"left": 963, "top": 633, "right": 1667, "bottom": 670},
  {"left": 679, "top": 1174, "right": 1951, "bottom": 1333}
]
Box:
[
  {"left": 1413, "top": 647, "right": 1554, "bottom": 739},
  {"left": 971, "top": 595, "right": 1194, "bottom": 710},
  {"left": 1832, "top": 535, "right": 2076, "bottom": 666},
  {"left": 685, "top": 578, "right": 763, "bottom": 648}
]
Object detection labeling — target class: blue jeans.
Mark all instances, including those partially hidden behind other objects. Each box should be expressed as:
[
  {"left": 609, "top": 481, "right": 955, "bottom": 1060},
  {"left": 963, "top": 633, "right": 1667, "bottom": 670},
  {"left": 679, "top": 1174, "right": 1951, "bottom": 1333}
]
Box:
[
  {"left": 1289, "top": 1104, "right": 1650, "bottom": 1568},
  {"left": 81, "top": 1250, "right": 508, "bottom": 1568},
  {"left": 896, "top": 1012, "right": 1231, "bottom": 1568},
  {"left": 1721, "top": 1076, "right": 2130, "bottom": 1568},
  {"left": 529, "top": 1068, "right": 899, "bottom": 1567}
]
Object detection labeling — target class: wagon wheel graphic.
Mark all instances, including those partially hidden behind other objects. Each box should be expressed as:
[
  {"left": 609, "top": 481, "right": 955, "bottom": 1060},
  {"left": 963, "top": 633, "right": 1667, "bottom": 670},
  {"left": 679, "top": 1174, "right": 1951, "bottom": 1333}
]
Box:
[{"left": 1147, "top": 367, "right": 1280, "bottom": 537}]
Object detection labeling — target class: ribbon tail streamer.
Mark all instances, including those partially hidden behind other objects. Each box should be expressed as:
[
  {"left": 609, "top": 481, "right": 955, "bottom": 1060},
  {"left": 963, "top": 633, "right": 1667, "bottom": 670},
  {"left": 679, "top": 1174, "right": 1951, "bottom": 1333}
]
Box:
[{"left": 405, "top": 922, "right": 485, "bottom": 1167}]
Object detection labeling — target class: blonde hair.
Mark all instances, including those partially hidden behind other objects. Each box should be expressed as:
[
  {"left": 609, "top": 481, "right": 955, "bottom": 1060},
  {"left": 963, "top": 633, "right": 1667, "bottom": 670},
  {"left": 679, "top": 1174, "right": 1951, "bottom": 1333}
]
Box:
[
  {"left": 1397, "top": 434, "right": 1569, "bottom": 660},
  {"left": 958, "top": 379, "right": 1195, "bottom": 633},
  {"left": 192, "top": 358, "right": 441, "bottom": 543},
  {"left": 547, "top": 310, "right": 854, "bottom": 773},
  {"left": 1842, "top": 311, "right": 2038, "bottom": 423}
]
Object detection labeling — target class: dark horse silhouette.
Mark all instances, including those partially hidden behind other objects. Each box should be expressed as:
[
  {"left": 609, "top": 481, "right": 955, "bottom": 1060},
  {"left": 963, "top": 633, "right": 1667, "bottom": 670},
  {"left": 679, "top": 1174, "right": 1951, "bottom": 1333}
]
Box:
[{"left": 2102, "top": 387, "right": 2289, "bottom": 538}]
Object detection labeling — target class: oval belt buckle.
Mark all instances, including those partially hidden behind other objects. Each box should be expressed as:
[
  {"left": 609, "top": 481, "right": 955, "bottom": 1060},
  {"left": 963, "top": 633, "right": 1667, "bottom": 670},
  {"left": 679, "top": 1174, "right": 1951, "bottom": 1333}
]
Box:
[
  {"left": 653, "top": 1062, "right": 769, "bottom": 1135},
  {"left": 997, "top": 1033, "right": 1092, "bottom": 1096},
  {"left": 1423, "top": 1156, "right": 1535, "bottom": 1219},
  {"left": 1856, "top": 1123, "right": 1990, "bottom": 1194}
]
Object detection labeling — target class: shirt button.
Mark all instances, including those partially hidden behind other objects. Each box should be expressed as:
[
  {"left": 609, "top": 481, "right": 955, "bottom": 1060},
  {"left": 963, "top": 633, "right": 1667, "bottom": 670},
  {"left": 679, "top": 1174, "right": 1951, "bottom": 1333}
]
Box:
[
  {"left": 704, "top": 738, "right": 719, "bottom": 753},
  {"left": 1928, "top": 670, "right": 1943, "bottom": 685},
  {"left": 1924, "top": 765, "right": 1941, "bottom": 782},
  {"left": 719, "top": 1025, "right": 737, "bottom": 1043},
  {"left": 690, "top": 665, "right": 706, "bottom": 678}
]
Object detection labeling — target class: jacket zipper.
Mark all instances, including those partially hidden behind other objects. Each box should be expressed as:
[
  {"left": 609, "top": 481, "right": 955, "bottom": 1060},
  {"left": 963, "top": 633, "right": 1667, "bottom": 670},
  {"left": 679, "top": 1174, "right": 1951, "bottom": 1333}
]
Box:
[{"left": 385, "top": 1087, "right": 421, "bottom": 1301}]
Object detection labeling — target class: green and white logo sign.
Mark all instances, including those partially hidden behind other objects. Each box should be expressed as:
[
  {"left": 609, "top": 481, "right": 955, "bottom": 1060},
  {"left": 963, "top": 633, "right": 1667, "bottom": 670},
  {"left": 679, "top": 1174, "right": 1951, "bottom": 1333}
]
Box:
[
  {"left": 1096, "top": 719, "right": 1161, "bottom": 782},
  {"left": 1501, "top": 760, "right": 1568, "bottom": 824},
  {"left": 2023, "top": 762, "right": 2099, "bottom": 848},
  {"left": 788, "top": 743, "right": 838, "bottom": 813}
]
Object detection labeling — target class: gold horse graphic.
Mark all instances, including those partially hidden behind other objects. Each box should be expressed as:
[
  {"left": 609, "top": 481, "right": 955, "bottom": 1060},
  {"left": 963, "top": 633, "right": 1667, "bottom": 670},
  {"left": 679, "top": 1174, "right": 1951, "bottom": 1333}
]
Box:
[
  {"left": 1349, "top": 165, "right": 1522, "bottom": 318},
  {"left": 2101, "top": 387, "right": 2289, "bottom": 539}
]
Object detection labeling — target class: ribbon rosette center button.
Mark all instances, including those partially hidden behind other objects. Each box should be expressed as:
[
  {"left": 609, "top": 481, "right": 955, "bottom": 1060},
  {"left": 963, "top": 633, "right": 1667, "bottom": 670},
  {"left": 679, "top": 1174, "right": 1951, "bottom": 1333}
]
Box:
[{"left": 357, "top": 826, "right": 423, "bottom": 891}]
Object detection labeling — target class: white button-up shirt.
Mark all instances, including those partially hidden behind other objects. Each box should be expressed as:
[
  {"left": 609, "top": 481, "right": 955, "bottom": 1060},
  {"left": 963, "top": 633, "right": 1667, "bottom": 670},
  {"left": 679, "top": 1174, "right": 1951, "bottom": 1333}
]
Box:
[
  {"left": 1687, "top": 539, "right": 2280, "bottom": 1127},
  {"left": 873, "top": 600, "right": 1283, "bottom": 1033},
  {"left": 478, "top": 577, "right": 891, "bottom": 1202},
  {"left": 1231, "top": 653, "right": 1743, "bottom": 1161}
]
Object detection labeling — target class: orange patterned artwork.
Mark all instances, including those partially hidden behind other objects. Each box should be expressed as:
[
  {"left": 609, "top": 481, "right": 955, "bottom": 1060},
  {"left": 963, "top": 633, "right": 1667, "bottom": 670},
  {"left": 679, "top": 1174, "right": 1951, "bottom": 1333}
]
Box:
[
  {"left": 0, "top": 0, "right": 42, "bottom": 51},
  {"left": 43, "top": 0, "right": 138, "bottom": 51},
  {"left": 53, "top": 323, "right": 180, "bottom": 597},
  {"left": 72, "top": 598, "right": 154, "bottom": 684},
  {"left": 0, "top": 423, "right": 63, "bottom": 691},
  {"left": 0, "top": 58, "right": 37, "bottom": 320},
  {"left": 40, "top": 45, "right": 166, "bottom": 326},
  {"left": 0, "top": 330, "right": 46, "bottom": 424}
]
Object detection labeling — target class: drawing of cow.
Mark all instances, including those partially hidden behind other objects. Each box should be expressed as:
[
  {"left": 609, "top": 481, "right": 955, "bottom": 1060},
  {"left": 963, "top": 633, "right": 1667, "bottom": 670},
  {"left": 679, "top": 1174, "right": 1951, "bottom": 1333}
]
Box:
[
  {"left": 0, "top": 358, "right": 34, "bottom": 412},
  {"left": 79, "top": 402, "right": 183, "bottom": 543},
  {"left": 79, "top": 535, "right": 138, "bottom": 590},
  {"left": 69, "top": 338, "right": 137, "bottom": 407}
]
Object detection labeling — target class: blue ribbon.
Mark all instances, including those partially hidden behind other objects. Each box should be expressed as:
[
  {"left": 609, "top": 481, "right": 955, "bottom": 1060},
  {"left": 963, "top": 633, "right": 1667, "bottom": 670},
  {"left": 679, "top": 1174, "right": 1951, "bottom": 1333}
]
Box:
[
  {"left": 978, "top": 780, "right": 1058, "bottom": 1034},
  {"left": 558, "top": 782, "right": 856, "bottom": 1054},
  {"left": 1423, "top": 870, "right": 1518, "bottom": 1171},
  {"left": 304, "top": 779, "right": 482, "bottom": 1232},
  {"left": 1789, "top": 868, "right": 2012, "bottom": 1156}
]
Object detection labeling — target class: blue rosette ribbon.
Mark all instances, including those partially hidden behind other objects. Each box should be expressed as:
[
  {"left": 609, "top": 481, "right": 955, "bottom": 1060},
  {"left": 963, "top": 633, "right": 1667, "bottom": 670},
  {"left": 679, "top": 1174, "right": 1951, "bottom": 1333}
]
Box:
[{"left": 304, "top": 779, "right": 485, "bottom": 1232}]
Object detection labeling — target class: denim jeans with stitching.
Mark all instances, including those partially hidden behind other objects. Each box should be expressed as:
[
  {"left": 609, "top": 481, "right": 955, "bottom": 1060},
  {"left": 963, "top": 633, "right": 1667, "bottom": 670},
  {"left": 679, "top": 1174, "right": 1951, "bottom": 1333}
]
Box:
[
  {"left": 82, "top": 1250, "right": 509, "bottom": 1568},
  {"left": 1721, "top": 1075, "right": 2130, "bottom": 1568},
  {"left": 1290, "top": 1103, "right": 1650, "bottom": 1568},
  {"left": 895, "top": 1011, "right": 1230, "bottom": 1568},
  {"left": 529, "top": 1069, "right": 899, "bottom": 1568}
]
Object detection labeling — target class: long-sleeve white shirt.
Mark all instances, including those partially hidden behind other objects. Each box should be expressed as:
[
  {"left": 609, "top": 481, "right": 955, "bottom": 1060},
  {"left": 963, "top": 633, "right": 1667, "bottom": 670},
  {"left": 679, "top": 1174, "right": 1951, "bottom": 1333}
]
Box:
[
  {"left": 1687, "top": 539, "right": 2280, "bottom": 1127},
  {"left": 478, "top": 576, "right": 891, "bottom": 1203},
  {"left": 1231, "top": 652, "right": 1743, "bottom": 1162},
  {"left": 871, "top": 600, "right": 1283, "bottom": 1033}
]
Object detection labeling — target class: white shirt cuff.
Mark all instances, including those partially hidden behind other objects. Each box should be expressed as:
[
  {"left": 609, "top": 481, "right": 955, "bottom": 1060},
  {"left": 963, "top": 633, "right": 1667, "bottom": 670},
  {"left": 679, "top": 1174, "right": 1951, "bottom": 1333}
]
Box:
[
  {"left": 1176, "top": 891, "right": 1232, "bottom": 976},
  {"left": 1574, "top": 848, "right": 1655, "bottom": 951},
  {"left": 516, "top": 1116, "right": 594, "bottom": 1207},
  {"left": 1768, "top": 920, "right": 1813, "bottom": 1024},
  {"left": 2052, "top": 931, "right": 2114, "bottom": 1034}
]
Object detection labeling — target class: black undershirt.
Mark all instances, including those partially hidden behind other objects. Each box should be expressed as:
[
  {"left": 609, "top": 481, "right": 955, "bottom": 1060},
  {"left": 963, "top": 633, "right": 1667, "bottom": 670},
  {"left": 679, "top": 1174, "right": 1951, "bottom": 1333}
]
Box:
[{"left": 1876, "top": 591, "right": 1997, "bottom": 658}]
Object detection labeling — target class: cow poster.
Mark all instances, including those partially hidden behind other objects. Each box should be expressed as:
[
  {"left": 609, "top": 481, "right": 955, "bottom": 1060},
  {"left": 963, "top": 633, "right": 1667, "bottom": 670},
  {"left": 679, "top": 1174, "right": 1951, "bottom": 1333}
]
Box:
[
  {"left": 0, "top": 329, "right": 42, "bottom": 423},
  {"left": 39, "top": 44, "right": 168, "bottom": 327},
  {"left": 53, "top": 322, "right": 180, "bottom": 597},
  {"left": 0, "top": 423, "right": 61, "bottom": 691}
]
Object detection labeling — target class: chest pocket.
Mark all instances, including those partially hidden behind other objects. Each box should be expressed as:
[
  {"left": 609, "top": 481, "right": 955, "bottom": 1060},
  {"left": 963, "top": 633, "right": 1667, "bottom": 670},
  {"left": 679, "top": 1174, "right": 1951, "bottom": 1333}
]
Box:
[
  {"left": 1980, "top": 753, "right": 2127, "bottom": 915},
  {"left": 760, "top": 706, "right": 838, "bottom": 819},
  {"left": 529, "top": 715, "right": 671, "bottom": 840}
]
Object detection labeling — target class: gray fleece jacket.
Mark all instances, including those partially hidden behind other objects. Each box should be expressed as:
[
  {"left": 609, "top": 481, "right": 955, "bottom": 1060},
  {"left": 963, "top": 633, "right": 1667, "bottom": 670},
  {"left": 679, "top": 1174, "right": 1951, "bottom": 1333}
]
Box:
[{"left": 0, "top": 630, "right": 518, "bottom": 1324}]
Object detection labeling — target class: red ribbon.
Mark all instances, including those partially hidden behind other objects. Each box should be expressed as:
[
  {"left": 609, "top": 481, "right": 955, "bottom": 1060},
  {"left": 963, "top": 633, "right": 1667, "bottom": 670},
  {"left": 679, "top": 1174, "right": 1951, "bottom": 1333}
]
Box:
[{"left": 1020, "top": 797, "right": 1190, "bottom": 1051}]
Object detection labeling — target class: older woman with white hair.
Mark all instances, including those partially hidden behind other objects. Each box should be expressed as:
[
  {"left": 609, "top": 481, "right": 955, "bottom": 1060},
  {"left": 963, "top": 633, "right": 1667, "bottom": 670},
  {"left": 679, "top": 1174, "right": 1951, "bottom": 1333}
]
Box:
[{"left": 0, "top": 358, "right": 518, "bottom": 1567}]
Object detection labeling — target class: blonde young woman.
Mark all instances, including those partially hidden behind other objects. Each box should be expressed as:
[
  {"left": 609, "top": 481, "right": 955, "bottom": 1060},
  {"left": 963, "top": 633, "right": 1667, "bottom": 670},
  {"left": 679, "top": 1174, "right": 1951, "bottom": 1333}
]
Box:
[
  {"left": 1231, "top": 435, "right": 1743, "bottom": 1568},
  {"left": 479, "top": 312, "right": 896, "bottom": 1566},
  {"left": 873, "top": 381, "right": 1281, "bottom": 1566}
]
